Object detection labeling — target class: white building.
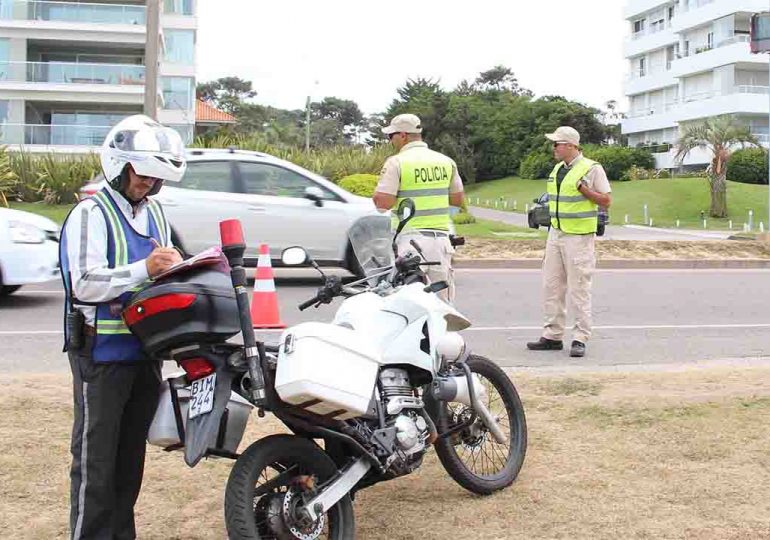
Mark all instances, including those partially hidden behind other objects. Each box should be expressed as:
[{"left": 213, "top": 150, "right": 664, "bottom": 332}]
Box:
[
  {"left": 622, "top": 0, "right": 768, "bottom": 169},
  {"left": 0, "top": 0, "right": 197, "bottom": 152}
]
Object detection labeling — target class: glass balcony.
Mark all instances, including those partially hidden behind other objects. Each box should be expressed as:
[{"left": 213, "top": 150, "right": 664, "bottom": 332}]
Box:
[
  {"left": 0, "top": 123, "right": 112, "bottom": 145},
  {"left": 0, "top": 1, "right": 145, "bottom": 25},
  {"left": 0, "top": 61, "right": 145, "bottom": 85}
]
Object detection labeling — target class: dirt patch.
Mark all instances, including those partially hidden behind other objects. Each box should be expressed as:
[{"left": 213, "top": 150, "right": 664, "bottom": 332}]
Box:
[
  {"left": 459, "top": 239, "right": 770, "bottom": 261},
  {"left": 3, "top": 368, "right": 770, "bottom": 539}
]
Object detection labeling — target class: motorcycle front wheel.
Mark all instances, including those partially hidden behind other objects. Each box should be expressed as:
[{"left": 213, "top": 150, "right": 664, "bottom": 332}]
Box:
[
  {"left": 428, "top": 354, "right": 528, "bottom": 495},
  {"left": 224, "top": 434, "right": 355, "bottom": 540}
]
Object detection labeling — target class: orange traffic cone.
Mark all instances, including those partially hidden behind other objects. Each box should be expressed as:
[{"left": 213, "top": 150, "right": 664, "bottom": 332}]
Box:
[{"left": 250, "top": 244, "right": 286, "bottom": 329}]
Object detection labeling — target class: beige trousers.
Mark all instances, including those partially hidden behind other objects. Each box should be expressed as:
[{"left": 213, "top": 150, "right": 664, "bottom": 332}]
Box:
[
  {"left": 542, "top": 228, "right": 596, "bottom": 343},
  {"left": 397, "top": 231, "right": 455, "bottom": 303}
]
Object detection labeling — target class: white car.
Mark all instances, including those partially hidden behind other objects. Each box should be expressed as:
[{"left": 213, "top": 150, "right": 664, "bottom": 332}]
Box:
[
  {"left": 0, "top": 207, "right": 60, "bottom": 295},
  {"left": 82, "top": 148, "right": 386, "bottom": 274}
]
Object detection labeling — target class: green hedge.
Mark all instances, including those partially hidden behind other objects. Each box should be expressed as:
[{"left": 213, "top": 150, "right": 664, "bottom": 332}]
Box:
[
  {"left": 338, "top": 173, "right": 378, "bottom": 197},
  {"left": 518, "top": 152, "right": 554, "bottom": 179},
  {"left": 727, "top": 148, "right": 767, "bottom": 185},
  {"left": 7, "top": 150, "right": 100, "bottom": 204},
  {"left": 582, "top": 145, "right": 655, "bottom": 181}
]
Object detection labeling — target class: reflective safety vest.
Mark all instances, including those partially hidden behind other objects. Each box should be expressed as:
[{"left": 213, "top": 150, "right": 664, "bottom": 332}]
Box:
[
  {"left": 396, "top": 146, "right": 454, "bottom": 231},
  {"left": 546, "top": 158, "right": 599, "bottom": 235},
  {"left": 59, "top": 188, "right": 167, "bottom": 363}
]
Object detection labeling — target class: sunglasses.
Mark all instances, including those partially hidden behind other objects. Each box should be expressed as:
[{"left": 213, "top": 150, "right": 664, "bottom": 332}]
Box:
[
  {"left": 388, "top": 132, "right": 404, "bottom": 140},
  {"left": 552, "top": 141, "right": 570, "bottom": 148}
]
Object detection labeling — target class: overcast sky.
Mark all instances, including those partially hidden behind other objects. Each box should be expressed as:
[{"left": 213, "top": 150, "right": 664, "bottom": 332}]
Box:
[{"left": 197, "top": 0, "right": 628, "bottom": 115}]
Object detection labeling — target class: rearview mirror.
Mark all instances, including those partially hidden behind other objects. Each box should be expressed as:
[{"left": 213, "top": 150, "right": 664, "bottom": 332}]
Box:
[
  {"left": 304, "top": 186, "right": 325, "bottom": 207},
  {"left": 532, "top": 198, "right": 539, "bottom": 204},
  {"left": 396, "top": 198, "right": 416, "bottom": 224},
  {"left": 281, "top": 246, "right": 308, "bottom": 266}
]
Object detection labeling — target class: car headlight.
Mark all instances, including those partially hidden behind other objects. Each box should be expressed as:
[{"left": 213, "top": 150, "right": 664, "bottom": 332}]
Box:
[{"left": 9, "top": 220, "right": 46, "bottom": 244}]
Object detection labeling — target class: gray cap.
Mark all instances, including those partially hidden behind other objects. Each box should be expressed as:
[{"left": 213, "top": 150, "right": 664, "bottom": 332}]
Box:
[
  {"left": 545, "top": 126, "right": 580, "bottom": 146},
  {"left": 382, "top": 113, "right": 422, "bottom": 135}
]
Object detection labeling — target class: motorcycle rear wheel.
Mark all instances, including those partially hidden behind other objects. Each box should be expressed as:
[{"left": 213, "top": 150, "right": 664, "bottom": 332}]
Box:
[
  {"left": 225, "top": 434, "right": 355, "bottom": 540},
  {"left": 429, "top": 354, "right": 527, "bottom": 495}
]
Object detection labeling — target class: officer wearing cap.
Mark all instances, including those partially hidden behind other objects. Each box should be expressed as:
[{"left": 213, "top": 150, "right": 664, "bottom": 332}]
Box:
[
  {"left": 373, "top": 113, "right": 465, "bottom": 302},
  {"left": 59, "top": 114, "right": 186, "bottom": 539},
  {"left": 526, "top": 126, "right": 612, "bottom": 357}
]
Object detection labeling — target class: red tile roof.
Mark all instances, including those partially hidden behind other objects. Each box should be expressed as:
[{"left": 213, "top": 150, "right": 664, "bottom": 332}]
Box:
[{"left": 196, "top": 99, "right": 237, "bottom": 124}]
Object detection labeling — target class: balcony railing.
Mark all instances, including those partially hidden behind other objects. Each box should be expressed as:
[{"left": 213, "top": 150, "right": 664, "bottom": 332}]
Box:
[
  {"left": 0, "top": 61, "right": 145, "bottom": 85},
  {"left": 627, "top": 86, "right": 769, "bottom": 118},
  {"left": 0, "top": 1, "right": 145, "bottom": 24},
  {"left": 681, "top": 0, "right": 714, "bottom": 12},
  {"left": 631, "top": 19, "right": 672, "bottom": 40},
  {"left": 0, "top": 123, "right": 112, "bottom": 145}
]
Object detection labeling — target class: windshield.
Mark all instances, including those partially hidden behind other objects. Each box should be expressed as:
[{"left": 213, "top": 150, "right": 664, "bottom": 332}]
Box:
[{"left": 348, "top": 215, "right": 394, "bottom": 283}]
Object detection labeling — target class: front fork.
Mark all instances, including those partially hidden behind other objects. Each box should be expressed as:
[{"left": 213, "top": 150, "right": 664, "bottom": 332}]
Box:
[{"left": 430, "top": 354, "right": 507, "bottom": 444}]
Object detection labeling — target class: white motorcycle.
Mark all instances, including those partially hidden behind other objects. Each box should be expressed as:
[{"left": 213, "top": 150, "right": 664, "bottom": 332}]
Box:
[{"left": 127, "top": 199, "right": 527, "bottom": 539}]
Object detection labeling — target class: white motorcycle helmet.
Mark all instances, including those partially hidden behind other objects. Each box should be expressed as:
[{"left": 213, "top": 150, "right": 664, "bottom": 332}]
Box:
[{"left": 101, "top": 114, "right": 187, "bottom": 196}]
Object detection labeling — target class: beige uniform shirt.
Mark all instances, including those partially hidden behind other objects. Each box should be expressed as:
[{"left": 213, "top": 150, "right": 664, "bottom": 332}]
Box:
[
  {"left": 375, "top": 141, "right": 464, "bottom": 195},
  {"left": 565, "top": 153, "right": 611, "bottom": 194}
]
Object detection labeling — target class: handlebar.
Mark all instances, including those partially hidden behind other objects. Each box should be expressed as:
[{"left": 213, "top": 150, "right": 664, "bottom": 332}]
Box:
[{"left": 298, "top": 296, "right": 319, "bottom": 311}]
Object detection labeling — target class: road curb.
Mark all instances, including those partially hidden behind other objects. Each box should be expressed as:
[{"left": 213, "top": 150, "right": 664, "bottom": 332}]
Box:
[{"left": 454, "top": 258, "right": 770, "bottom": 269}]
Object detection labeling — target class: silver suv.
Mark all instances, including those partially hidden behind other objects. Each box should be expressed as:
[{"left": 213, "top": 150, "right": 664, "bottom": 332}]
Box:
[{"left": 81, "top": 148, "right": 384, "bottom": 272}]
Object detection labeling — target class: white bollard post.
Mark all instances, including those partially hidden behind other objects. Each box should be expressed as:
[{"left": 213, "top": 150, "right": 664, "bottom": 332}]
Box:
[
  {"left": 525, "top": 203, "right": 530, "bottom": 213},
  {"left": 729, "top": 220, "right": 732, "bottom": 230},
  {"left": 624, "top": 214, "right": 629, "bottom": 224},
  {"left": 749, "top": 210, "right": 754, "bottom": 231},
  {"left": 744, "top": 223, "right": 749, "bottom": 233},
  {"left": 703, "top": 219, "right": 707, "bottom": 229},
  {"left": 513, "top": 200, "right": 517, "bottom": 210},
  {"left": 649, "top": 218, "right": 653, "bottom": 227},
  {"left": 503, "top": 200, "right": 508, "bottom": 209},
  {"left": 762, "top": 222, "right": 765, "bottom": 233},
  {"left": 643, "top": 204, "right": 649, "bottom": 225},
  {"left": 494, "top": 200, "right": 498, "bottom": 208},
  {"left": 676, "top": 219, "right": 680, "bottom": 228}
]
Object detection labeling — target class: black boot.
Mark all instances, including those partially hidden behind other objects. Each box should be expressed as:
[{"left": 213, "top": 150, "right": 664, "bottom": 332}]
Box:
[
  {"left": 526, "top": 337, "right": 564, "bottom": 351},
  {"left": 570, "top": 341, "right": 586, "bottom": 357}
]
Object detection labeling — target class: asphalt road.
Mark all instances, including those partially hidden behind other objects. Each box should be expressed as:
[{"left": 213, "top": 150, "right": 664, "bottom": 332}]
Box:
[{"left": 2, "top": 268, "right": 769, "bottom": 373}]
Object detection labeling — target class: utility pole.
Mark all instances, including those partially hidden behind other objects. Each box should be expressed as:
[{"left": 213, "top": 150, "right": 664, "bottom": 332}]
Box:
[
  {"left": 305, "top": 95, "right": 310, "bottom": 152},
  {"left": 144, "top": 0, "right": 161, "bottom": 119}
]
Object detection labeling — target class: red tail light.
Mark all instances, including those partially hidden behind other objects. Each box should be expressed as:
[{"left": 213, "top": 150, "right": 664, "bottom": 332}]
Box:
[
  {"left": 123, "top": 293, "right": 196, "bottom": 326},
  {"left": 179, "top": 357, "right": 214, "bottom": 381}
]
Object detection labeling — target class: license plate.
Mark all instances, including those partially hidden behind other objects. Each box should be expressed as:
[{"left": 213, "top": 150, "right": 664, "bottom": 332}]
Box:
[{"left": 189, "top": 373, "right": 216, "bottom": 419}]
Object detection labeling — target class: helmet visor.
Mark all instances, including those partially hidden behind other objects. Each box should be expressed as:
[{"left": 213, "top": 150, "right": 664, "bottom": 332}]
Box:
[{"left": 111, "top": 125, "right": 185, "bottom": 159}]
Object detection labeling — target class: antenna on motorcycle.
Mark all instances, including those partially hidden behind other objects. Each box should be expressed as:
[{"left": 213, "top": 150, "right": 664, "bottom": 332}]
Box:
[{"left": 393, "top": 198, "right": 416, "bottom": 257}]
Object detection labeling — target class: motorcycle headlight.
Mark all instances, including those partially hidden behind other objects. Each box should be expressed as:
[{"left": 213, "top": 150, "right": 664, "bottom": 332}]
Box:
[
  {"left": 9, "top": 220, "right": 46, "bottom": 244},
  {"left": 437, "top": 332, "right": 466, "bottom": 362}
]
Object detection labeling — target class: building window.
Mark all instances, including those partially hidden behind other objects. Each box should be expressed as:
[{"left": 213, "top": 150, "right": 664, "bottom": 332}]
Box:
[
  {"left": 162, "top": 77, "right": 194, "bottom": 110},
  {"left": 638, "top": 58, "right": 646, "bottom": 77},
  {"left": 633, "top": 19, "right": 645, "bottom": 34},
  {"left": 164, "top": 29, "right": 195, "bottom": 64},
  {"left": 164, "top": 0, "right": 194, "bottom": 15}
]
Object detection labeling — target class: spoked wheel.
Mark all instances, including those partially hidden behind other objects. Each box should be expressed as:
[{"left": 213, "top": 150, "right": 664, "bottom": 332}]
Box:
[
  {"left": 225, "top": 434, "right": 355, "bottom": 540},
  {"left": 429, "top": 354, "right": 527, "bottom": 495}
]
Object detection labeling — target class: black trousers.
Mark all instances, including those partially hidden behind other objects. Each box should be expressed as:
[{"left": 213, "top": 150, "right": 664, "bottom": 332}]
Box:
[{"left": 68, "top": 337, "right": 161, "bottom": 540}]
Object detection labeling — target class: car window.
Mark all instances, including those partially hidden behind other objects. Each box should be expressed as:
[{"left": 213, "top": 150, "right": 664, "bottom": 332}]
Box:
[
  {"left": 179, "top": 161, "right": 232, "bottom": 192},
  {"left": 238, "top": 162, "right": 336, "bottom": 199}
]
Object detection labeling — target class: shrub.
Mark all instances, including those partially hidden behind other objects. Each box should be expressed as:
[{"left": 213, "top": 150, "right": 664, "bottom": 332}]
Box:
[
  {"left": 727, "top": 148, "right": 767, "bottom": 185},
  {"left": 338, "top": 174, "right": 378, "bottom": 197},
  {"left": 8, "top": 150, "right": 100, "bottom": 204},
  {"left": 452, "top": 210, "right": 476, "bottom": 225},
  {"left": 518, "top": 152, "right": 554, "bottom": 179},
  {"left": 582, "top": 145, "right": 655, "bottom": 181},
  {"left": 624, "top": 166, "right": 671, "bottom": 181},
  {"left": 192, "top": 135, "right": 393, "bottom": 182},
  {"left": 0, "top": 146, "right": 19, "bottom": 206}
]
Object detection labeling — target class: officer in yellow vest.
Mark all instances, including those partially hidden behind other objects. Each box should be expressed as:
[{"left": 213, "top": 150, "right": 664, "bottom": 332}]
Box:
[
  {"left": 373, "top": 113, "right": 465, "bottom": 302},
  {"left": 527, "top": 126, "right": 612, "bottom": 357}
]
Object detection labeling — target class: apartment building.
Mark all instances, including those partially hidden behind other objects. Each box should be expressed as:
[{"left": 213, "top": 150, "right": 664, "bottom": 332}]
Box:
[
  {"left": 0, "top": 0, "right": 197, "bottom": 152},
  {"left": 622, "top": 0, "right": 768, "bottom": 168}
]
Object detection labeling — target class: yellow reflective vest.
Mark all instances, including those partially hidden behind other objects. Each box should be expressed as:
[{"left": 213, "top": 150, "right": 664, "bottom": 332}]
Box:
[
  {"left": 546, "top": 158, "right": 599, "bottom": 234},
  {"left": 396, "top": 146, "right": 454, "bottom": 231}
]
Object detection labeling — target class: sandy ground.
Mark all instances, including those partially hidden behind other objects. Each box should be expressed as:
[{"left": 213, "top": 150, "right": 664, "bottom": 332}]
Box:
[
  {"left": 2, "top": 367, "right": 770, "bottom": 540},
  {"left": 460, "top": 239, "right": 770, "bottom": 261}
]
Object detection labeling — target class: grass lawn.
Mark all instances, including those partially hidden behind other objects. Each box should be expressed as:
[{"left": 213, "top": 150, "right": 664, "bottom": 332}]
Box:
[
  {"left": 7, "top": 201, "right": 74, "bottom": 224},
  {"left": 5, "top": 366, "right": 770, "bottom": 539},
  {"left": 466, "top": 176, "right": 770, "bottom": 230},
  {"left": 456, "top": 218, "right": 545, "bottom": 239}
]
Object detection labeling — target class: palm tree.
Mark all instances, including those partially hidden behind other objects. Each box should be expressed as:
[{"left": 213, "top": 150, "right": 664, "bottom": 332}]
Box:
[{"left": 675, "top": 115, "right": 758, "bottom": 218}]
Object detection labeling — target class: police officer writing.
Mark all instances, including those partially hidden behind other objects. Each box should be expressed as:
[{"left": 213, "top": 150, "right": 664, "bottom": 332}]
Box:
[
  {"left": 59, "top": 115, "right": 187, "bottom": 539},
  {"left": 527, "top": 126, "right": 611, "bottom": 358},
  {"left": 372, "top": 113, "right": 465, "bottom": 302}
]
